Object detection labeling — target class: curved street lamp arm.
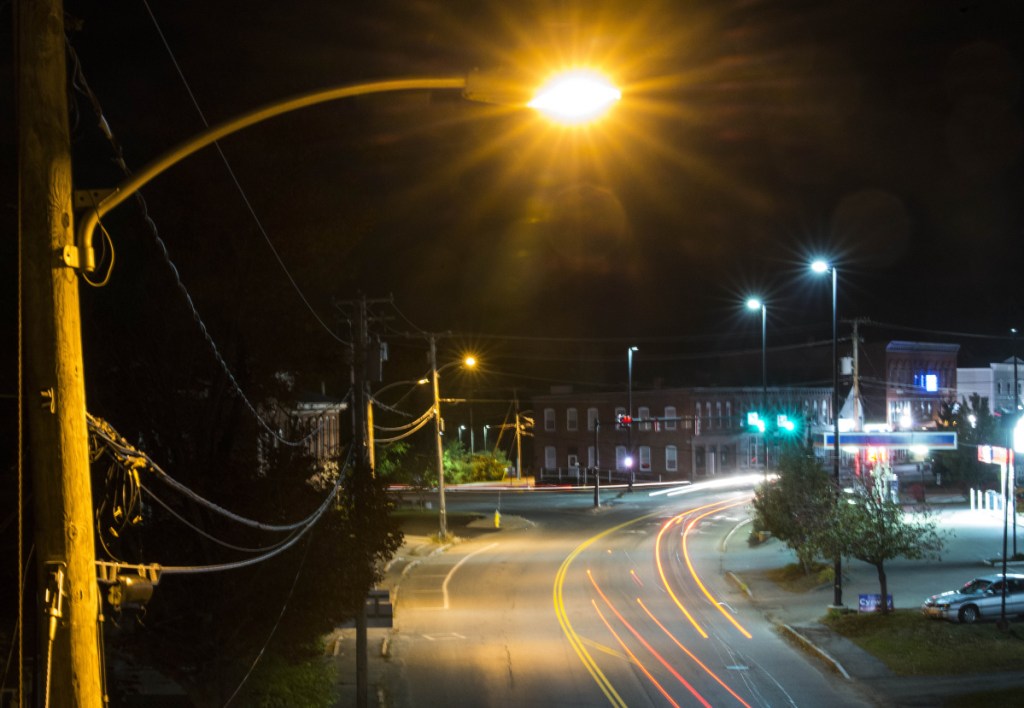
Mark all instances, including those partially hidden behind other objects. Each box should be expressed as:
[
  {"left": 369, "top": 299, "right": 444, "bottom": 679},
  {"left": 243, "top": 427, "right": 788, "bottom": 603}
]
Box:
[{"left": 74, "top": 76, "right": 468, "bottom": 272}]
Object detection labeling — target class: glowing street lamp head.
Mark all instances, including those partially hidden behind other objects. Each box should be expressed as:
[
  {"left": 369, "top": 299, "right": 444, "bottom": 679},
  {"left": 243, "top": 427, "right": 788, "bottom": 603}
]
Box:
[
  {"left": 528, "top": 70, "right": 621, "bottom": 124},
  {"left": 463, "top": 355, "right": 477, "bottom": 368},
  {"left": 811, "top": 259, "right": 831, "bottom": 274},
  {"left": 746, "top": 297, "right": 763, "bottom": 311}
]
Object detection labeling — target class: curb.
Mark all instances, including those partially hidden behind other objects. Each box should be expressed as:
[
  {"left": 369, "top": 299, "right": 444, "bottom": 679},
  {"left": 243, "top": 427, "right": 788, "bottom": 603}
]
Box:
[
  {"left": 725, "top": 571, "right": 753, "bottom": 600},
  {"left": 777, "top": 623, "right": 851, "bottom": 680},
  {"left": 728, "top": 569, "right": 853, "bottom": 681}
]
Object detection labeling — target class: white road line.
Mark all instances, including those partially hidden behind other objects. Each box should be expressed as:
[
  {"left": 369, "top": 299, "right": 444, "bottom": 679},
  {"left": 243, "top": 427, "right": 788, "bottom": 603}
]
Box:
[{"left": 442, "top": 542, "right": 499, "bottom": 609}]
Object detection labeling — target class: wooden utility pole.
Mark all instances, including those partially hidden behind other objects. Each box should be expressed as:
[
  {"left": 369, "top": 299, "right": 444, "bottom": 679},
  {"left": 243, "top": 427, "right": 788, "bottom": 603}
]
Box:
[{"left": 18, "top": 0, "right": 104, "bottom": 705}]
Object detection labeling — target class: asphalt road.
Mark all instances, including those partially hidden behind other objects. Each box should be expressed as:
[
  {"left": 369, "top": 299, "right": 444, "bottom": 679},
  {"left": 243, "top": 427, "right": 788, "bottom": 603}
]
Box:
[{"left": 378, "top": 479, "right": 881, "bottom": 707}]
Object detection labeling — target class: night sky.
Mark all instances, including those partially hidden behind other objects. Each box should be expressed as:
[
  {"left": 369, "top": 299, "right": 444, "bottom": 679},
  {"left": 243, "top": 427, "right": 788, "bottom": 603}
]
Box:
[{"left": 6, "top": 0, "right": 1024, "bottom": 400}]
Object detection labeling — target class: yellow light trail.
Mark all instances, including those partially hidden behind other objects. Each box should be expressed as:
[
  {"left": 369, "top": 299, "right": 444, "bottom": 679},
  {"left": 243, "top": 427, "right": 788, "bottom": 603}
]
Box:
[
  {"left": 680, "top": 497, "right": 754, "bottom": 639},
  {"left": 554, "top": 511, "right": 662, "bottom": 707}
]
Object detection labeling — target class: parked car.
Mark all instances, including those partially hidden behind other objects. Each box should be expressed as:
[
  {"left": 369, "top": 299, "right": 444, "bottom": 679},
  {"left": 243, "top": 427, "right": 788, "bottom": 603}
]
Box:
[{"left": 922, "top": 573, "right": 1024, "bottom": 623}]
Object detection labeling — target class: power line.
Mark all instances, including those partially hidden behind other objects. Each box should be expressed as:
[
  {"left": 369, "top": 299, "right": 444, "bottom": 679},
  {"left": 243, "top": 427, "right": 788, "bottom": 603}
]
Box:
[
  {"left": 66, "top": 39, "right": 323, "bottom": 448},
  {"left": 140, "top": 0, "right": 349, "bottom": 346}
]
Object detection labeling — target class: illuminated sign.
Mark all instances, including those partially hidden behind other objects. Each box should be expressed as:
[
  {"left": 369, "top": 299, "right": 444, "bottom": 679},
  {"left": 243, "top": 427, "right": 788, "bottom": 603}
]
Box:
[
  {"left": 820, "top": 431, "right": 957, "bottom": 450},
  {"left": 978, "top": 445, "right": 1012, "bottom": 466}
]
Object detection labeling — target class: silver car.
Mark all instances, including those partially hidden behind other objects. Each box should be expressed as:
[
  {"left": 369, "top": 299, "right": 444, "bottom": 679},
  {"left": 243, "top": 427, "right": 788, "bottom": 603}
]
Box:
[{"left": 922, "top": 573, "right": 1024, "bottom": 623}]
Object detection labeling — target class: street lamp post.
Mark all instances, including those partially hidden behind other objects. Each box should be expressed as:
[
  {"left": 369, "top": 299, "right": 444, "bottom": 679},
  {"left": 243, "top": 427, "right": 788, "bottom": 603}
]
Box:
[
  {"left": 746, "top": 298, "right": 767, "bottom": 478},
  {"left": 430, "top": 341, "right": 477, "bottom": 541},
  {"left": 60, "top": 65, "right": 617, "bottom": 708},
  {"left": 627, "top": 346, "right": 638, "bottom": 489},
  {"left": 1012, "top": 327, "right": 1019, "bottom": 557},
  {"left": 812, "top": 259, "right": 843, "bottom": 608}
]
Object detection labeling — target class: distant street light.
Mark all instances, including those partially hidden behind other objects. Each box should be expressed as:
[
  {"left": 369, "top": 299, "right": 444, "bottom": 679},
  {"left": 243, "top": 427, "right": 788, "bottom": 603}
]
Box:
[
  {"left": 811, "top": 259, "right": 842, "bottom": 608},
  {"left": 458, "top": 425, "right": 467, "bottom": 446},
  {"left": 746, "top": 297, "right": 767, "bottom": 478},
  {"left": 627, "top": 345, "right": 638, "bottom": 490},
  {"left": 430, "top": 343, "right": 477, "bottom": 541}
]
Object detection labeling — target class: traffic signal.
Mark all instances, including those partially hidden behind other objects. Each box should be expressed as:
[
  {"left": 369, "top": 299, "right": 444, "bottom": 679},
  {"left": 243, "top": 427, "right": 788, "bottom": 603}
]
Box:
[
  {"left": 776, "top": 414, "right": 796, "bottom": 433},
  {"left": 616, "top": 413, "right": 633, "bottom": 429},
  {"left": 746, "top": 411, "right": 766, "bottom": 433}
]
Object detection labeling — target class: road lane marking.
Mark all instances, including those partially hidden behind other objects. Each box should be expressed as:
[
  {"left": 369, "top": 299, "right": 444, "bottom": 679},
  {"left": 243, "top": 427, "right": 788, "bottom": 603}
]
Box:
[
  {"left": 554, "top": 512, "right": 662, "bottom": 707},
  {"left": 442, "top": 542, "right": 498, "bottom": 610}
]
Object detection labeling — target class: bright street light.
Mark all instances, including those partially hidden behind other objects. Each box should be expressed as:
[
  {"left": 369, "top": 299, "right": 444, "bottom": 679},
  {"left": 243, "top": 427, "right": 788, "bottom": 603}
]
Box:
[
  {"left": 527, "top": 70, "right": 621, "bottom": 123},
  {"left": 811, "top": 258, "right": 842, "bottom": 608}
]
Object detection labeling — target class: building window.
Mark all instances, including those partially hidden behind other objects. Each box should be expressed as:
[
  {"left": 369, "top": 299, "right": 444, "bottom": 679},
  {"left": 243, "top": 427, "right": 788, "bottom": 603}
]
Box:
[
  {"left": 695, "top": 402, "right": 702, "bottom": 435},
  {"left": 726, "top": 401, "right": 732, "bottom": 428},
  {"left": 665, "top": 406, "right": 677, "bottom": 430},
  {"left": 615, "top": 445, "right": 628, "bottom": 471},
  {"left": 567, "top": 407, "right": 578, "bottom": 431},
  {"left": 666, "top": 445, "right": 678, "bottom": 472},
  {"left": 639, "top": 406, "right": 651, "bottom": 431},
  {"left": 587, "top": 407, "right": 599, "bottom": 431},
  {"left": 544, "top": 408, "right": 555, "bottom": 431},
  {"left": 639, "top": 446, "right": 651, "bottom": 471},
  {"left": 716, "top": 401, "right": 722, "bottom": 428},
  {"left": 587, "top": 446, "right": 595, "bottom": 468},
  {"left": 544, "top": 445, "right": 556, "bottom": 469}
]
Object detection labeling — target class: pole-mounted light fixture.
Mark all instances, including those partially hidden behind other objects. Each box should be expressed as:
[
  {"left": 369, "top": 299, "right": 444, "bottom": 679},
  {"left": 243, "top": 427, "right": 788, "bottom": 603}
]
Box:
[{"left": 72, "top": 70, "right": 621, "bottom": 274}]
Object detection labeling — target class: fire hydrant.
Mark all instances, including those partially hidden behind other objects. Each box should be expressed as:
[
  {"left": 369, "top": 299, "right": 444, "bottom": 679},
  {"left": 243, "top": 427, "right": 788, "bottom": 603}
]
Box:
[{"left": 494, "top": 509, "right": 501, "bottom": 529}]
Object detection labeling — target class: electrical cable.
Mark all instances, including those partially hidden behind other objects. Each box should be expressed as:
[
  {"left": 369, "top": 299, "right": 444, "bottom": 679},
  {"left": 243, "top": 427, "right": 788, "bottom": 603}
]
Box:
[
  {"left": 96, "top": 450, "right": 350, "bottom": 578},
  {"left": 0, "top": 545, "right": 32, "bottom": 701},
  {"left": 140, "top": 0, "right": 348, "bottom": 346},
  {"left": 65, "top": 40, "right": 323, "bottom": 448},
  {"left": 87, "top": 413, "right": 335, "bottom": 533},
  {"left": 14, "top": 1, "right": 24, "bottom": 699},
  {"left": 222, "top": 531, "right": 315, "bottom": 707},
  {"left": 374, "top": 413, "right": 435, "bottom": 443},
  {"left": 372, "top": 406, "right": 433, "bottom": 432},
  {"left": 81, "top": 219, "right": 115, "bottom": 288},
  {"left": 138, "top": 481, "right": 307, "bottom": 554}
]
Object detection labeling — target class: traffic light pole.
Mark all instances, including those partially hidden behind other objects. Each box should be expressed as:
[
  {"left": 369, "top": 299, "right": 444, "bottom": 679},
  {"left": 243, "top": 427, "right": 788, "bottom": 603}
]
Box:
[{"left": 19, "top": 0, "right": 104, "bottom": 704}]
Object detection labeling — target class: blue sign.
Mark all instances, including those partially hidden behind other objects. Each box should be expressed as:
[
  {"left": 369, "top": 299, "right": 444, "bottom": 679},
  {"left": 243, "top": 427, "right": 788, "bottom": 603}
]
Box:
[
  {"left": 858, "top": 593, "right": 894, "bottom": 613},
  {"left": 820, "top": 431, "right": 957, "bottom": 450}
]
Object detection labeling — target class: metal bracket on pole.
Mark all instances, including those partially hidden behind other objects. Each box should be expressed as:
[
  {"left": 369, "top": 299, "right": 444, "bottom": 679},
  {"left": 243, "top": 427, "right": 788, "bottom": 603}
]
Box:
[
  {"left": 44, "top": 562, "right": 67, "bottom": 641},
  {"left": 70, "top": 189, "right": 116, "bottom": 272},
  {"left": 97, "top": 561, "right": 162, "bottom": 611},
  {"left": 96, "top": 561, "right": 163, "bottom": 585},
  {"left": 74, "top": 189, "right": 115, "bottom": 210}
]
